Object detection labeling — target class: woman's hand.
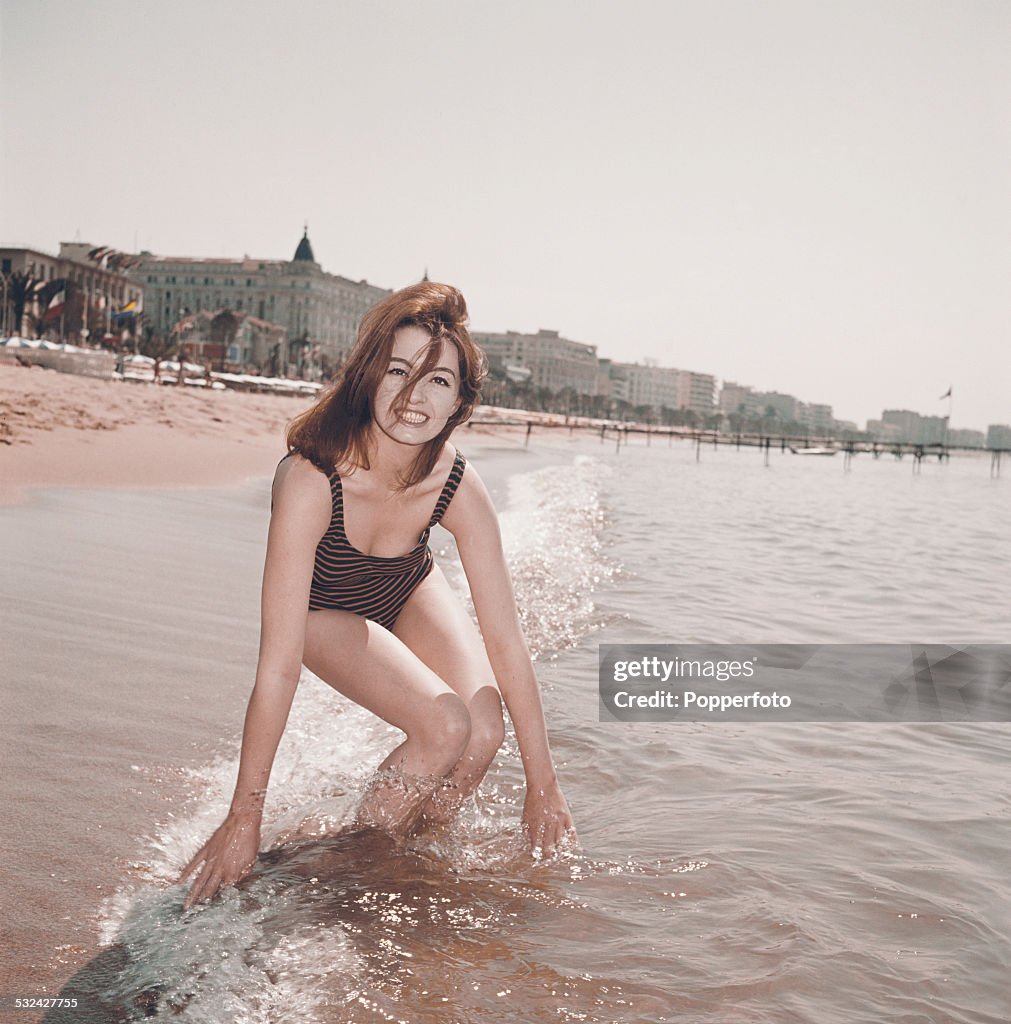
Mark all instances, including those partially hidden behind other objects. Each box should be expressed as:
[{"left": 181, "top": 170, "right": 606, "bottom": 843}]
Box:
[
  {"left": 522, "top": 779, "right": 576, "bottom": 859},
  {"left": 178, "top": 811, "right": 262, "bottom": 910}
]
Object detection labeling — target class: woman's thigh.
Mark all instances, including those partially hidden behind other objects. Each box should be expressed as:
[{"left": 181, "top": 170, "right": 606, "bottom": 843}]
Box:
[
  {"left": 303, "top": 607, "right": 461, "bottom": 734},
  {"left": 392, "top": 564, "right": 499, "bottom": 705}
]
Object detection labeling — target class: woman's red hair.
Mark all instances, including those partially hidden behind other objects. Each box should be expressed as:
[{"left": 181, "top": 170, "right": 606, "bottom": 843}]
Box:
[{"left": 286, "top": 281, "right": 486, "bottom": 488}]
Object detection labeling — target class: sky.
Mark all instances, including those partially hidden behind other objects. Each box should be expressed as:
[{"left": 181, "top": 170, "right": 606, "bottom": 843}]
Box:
[{"left": 2, "top": 0, "right": 1007, "bottom": 429}]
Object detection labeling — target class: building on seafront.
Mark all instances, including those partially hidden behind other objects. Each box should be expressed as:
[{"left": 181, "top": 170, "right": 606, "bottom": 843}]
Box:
[
  {"left": 796, "top": 402, "right": 834, "bottom": 434},
  {"left": 718, "top": 381, "right": 835, "bottom": 434},
  {"left": 866, "top": 413, "right": 994, "bottom": 448},
  {"left": 719, "top": 381, "right": 764, "bottom": 418},
  {"left": 986, "top": 424, "right": 1011, "bottom": 449},
  {"left": 607, "top": 361, "right": 715, "bottom": 418},
  {"left": 472, "top": 328, "right": 603, "bottom": 396},
  {"left": 876, "top": 409, "right": 948, "bottom": 444},
  {"left": 0, "top": 243, "right": 144, "bottom": 341},
  {"left": 946, "top": 428, "right": 985, "bottom": 448},
  {"left": 676, "top": 369, "right": 717, "bottom": 417},
  {"left": 131, "top": 228, "right": 391, "bottom": 371},
  {"left": 608, "top": 360, "right": 679, "bottom": 412}
]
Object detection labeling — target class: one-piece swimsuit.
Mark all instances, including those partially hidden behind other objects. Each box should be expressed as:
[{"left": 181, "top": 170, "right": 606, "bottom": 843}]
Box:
[{"left": 305, "top": 450, "right": 466, "bottom": 630}]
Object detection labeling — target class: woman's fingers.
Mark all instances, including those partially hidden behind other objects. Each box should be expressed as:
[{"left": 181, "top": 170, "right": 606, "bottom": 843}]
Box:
[
  {"left": 183, "top": 867, "right": 222, "bottom": 910},
  {"left": 178, "top": 842, "right": 209, "bottom": 882},
  {"left": 182, "top": 871, "right": 209, "bottom": 910},
  {"left": 531, "top": 816, "right": 577, "bottom": 859},
  {"left": 543, "top": 821, "right": 563, "bottom": 857},
  {"left": 181, "top": 854, "right": 254, "bottom": 910}
]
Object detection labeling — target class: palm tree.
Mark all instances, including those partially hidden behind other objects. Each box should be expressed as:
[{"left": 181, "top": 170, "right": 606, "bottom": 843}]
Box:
[
  {"left": 137, "top": 325, "right": 177, "bottom": 380},
  {"left": 5, "top": 271, "right": 38, "bottom": 337},
  {"left": 762, "top": 405, "right": 780, "bottom": 435},
  {"left": 535, "top": 386, "right": 554, "bottom": 412},
  {"left": 210, "top": 310, "right": 241, "bottom": 371}
]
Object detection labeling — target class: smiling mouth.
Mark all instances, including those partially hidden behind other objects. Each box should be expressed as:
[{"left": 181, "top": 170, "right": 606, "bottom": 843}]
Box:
[{"left": 398, "top": 411, "right": 429, "bottom": 426}]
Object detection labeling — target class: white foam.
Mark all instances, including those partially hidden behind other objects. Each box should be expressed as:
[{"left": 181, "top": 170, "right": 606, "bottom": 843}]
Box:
[{"left": 491, "top": 454, "right": 616, "bottom": 659}]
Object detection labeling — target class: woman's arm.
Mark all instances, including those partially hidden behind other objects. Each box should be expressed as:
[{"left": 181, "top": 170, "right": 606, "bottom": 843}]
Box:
[
  {"left": 441, "top": 464, "right": 576, "bottom": 856},
  {"left": 178, "top": 457, "right": 331, "bottom": 907}
]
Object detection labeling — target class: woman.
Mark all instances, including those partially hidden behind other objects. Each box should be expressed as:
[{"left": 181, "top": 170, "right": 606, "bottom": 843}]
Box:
[{"left": 179, "top": 282, "right": 576, "bottom": 909}]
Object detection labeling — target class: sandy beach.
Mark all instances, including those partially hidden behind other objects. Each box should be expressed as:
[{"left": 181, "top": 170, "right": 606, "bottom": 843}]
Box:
[
  {"left": 0, "top": 364, "right": 316, "bottom": 504},
  {"left": 0, "top": 363, "right": 532, "bottom": 505}
]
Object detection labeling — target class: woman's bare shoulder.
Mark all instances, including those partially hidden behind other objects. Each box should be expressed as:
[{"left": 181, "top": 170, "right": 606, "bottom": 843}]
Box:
[
  {"left": 272, "top": 453, "right": 332, "bottom": 514},
  {"left": 440, "top": 452, "right": 496, "bottom": 532}
]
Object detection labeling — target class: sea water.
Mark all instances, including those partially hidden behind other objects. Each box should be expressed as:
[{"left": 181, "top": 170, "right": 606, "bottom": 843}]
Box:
[{"left": 14, "top": 437, "right": 1011, "bottom": 1023}]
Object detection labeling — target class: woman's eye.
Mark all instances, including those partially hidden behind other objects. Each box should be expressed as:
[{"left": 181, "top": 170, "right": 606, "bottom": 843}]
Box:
[
  {"left": 388, "top": 366, "right": 407, "bottom": 376},
  {"left": 432, "top": 375, "right": 451, "bottom": 387}
]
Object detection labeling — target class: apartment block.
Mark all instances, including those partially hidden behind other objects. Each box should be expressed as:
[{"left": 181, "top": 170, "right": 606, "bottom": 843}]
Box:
[{"left": 473, "top": 328, "right": 602, "bottom": 396}]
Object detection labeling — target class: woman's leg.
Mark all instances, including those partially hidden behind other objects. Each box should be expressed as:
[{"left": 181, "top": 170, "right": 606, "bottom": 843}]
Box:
[
  {"left": 302, "top": 608, "right": 472, "bottom": 835},
  {"left": 392, "top": 564, "right": 506, "bottom": 827}
]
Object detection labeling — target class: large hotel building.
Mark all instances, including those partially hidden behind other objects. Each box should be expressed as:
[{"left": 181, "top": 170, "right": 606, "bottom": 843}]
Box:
[{"left": 133, "top": 229, "right": 390, "bottom": 369}]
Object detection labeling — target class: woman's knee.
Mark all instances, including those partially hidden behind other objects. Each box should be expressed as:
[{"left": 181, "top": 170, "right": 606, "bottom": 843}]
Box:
[
  {"left": 413, "top": 692, "right": 472, "bottom": 769},
  {"left": 467, "top": 687, "right": 505, "bottom": 765}
]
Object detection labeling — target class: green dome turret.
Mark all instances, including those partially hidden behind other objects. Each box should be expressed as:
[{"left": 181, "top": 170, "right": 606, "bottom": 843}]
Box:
[{"left": 293, "top": 224, "right": 316, "bottom": 263}]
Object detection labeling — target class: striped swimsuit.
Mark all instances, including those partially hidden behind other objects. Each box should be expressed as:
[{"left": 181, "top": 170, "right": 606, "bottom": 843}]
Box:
[{"left": 307, "top": 451, "right": 467, "bottom": 630}]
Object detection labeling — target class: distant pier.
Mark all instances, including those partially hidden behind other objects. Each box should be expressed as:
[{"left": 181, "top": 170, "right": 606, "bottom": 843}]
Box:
[{"left": 470, "top": 408, "right": 1005, "bottom": 477}]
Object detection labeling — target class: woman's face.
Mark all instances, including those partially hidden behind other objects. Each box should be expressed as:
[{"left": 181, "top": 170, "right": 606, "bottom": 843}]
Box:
[{"left": 371, "top": 325, "right": 461, "bottom": 446}]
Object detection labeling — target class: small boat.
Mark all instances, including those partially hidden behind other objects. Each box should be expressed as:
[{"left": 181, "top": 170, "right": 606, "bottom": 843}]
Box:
[{"left": 789, "top": 445, "right": 838, "bottom": 456}]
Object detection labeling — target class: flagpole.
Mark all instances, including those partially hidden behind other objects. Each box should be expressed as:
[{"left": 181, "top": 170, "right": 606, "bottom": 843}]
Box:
[
  {"left": 947, "top": 391, "right": 953, "bottom": 453},
  {"left": 938, "top": 387, "right": 953, "bottom": 454}
]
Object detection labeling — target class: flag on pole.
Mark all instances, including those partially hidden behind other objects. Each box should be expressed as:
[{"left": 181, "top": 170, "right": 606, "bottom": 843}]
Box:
[
  {"left": 43, "top": 290, "right": 66, "bottom": 321},
  {"left": 938, "top": 387, "right": 952, "bottom": 400},
  {"left": 88, "top": 246, "right": 113, "bottom": 269}
]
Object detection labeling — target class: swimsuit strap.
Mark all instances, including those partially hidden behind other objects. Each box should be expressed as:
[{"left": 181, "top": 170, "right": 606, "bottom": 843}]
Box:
[{"left": 428, "top": 451, "right": 467, "bottom": 527}]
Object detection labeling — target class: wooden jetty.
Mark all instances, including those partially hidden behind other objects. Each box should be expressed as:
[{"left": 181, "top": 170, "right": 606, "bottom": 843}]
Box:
[{"left": 468, "top": 408, "right": 1006, "bottom": 477}]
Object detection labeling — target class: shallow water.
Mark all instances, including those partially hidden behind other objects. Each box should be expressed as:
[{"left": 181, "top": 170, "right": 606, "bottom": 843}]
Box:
[{"left": 6, "top": 437, "right": 1010, "bottom": 1022}]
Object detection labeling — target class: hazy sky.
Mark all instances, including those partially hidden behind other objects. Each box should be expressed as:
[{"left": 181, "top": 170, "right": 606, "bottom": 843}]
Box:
[{"left": 2, "top": 1, "right": 1007, "bottom": 428}]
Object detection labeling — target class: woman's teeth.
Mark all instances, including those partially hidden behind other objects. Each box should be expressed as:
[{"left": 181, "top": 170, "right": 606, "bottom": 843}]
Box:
[{"left": 399, "top": 411, "right": 428, "bottom": 425}]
